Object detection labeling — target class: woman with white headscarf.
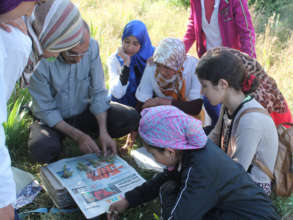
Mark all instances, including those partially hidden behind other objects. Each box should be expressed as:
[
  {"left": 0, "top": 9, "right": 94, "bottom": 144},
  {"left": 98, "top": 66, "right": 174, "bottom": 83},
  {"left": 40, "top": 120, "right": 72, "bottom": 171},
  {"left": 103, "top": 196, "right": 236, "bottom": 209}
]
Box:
[{"left": 135, "top": 38, "right": 204, "bottom": 121}]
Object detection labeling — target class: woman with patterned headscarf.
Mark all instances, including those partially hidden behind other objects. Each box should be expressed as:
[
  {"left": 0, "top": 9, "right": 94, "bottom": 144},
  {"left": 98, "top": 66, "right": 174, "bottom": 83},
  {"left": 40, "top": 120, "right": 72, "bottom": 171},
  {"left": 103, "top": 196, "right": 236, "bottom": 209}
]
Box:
[
  {"left": 22, "top": 0, "right": 84, "bottom": 83},
  {"left": 107, "top": 106, "right": 278, "bottom": 220},
  {"left": 135, "top": 38, "right": 204, "bottom": 121},
  {"left": 197, "top": 48, "right": 281, "bottom": 195},
  {"left": 207, "top": 47, "right": 293, "bottom": 127}
]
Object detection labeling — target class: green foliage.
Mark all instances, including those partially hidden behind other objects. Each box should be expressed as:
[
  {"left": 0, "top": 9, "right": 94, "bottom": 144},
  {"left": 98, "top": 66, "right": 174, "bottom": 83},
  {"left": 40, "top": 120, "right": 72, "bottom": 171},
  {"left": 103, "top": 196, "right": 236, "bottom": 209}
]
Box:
[
  {"left": 4, "top": 87, "right": 31, "bottom": 151},
  {"left": 248, "top": 0, "right": 291, "bottom": 15},
  {"left": 166, "top": 0, "right": 189, "bottom": 7},
  {"left": 272, "top": 194, "right": 293, "bottom": 218}
]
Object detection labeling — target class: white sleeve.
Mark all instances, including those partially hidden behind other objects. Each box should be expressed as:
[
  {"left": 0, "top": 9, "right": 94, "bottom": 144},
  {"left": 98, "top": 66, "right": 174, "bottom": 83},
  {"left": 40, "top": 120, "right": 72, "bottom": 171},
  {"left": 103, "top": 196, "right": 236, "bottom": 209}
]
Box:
[
  {"left": 185, "top": 56, "right": 201, "bottom": 100},
  {"left": 107, "top": 54, "right": 129, "bottom": 99},
  {"left": 187, "top": 72, "right": 202, "bottom": 100},
  {"left": 0, "top": 35, "right": 16, "bottom": 208},
  {"left": 135, "top": 64, "right": 155, "bottom": 102},
  {"left": 0, "top": 125, "right": 16, "bottom": 208}
]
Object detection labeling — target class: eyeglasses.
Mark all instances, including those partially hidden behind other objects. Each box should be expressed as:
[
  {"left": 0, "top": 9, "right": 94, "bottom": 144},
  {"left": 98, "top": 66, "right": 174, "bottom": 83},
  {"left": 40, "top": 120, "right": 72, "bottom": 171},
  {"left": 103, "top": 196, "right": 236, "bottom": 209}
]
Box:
[{"left": 63, "top": 50, "right": 87, "bottom": 57}]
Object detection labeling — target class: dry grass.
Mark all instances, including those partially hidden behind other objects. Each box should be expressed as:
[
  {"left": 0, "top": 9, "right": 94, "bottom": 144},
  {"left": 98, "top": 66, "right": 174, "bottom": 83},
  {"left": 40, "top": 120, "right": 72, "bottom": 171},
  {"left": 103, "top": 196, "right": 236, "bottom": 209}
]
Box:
[
  {"left": 72, "top": 0, "right": 293, "bottom": 111},
  {"left": 14, "top": 0, "right": 293, "bottom": 218}
]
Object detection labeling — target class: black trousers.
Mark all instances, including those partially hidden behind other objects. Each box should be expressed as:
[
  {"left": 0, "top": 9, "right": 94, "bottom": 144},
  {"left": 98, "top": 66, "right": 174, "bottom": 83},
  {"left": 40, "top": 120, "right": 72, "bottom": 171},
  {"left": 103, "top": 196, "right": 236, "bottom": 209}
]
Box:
[{"left": 28, "top": 102, "right": 139, "bottom": 163}]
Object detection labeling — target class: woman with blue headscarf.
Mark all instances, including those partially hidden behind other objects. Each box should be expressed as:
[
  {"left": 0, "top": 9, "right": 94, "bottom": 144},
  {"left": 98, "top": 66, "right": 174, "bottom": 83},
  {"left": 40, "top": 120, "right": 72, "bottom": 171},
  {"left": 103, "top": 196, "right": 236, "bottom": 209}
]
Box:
[
  {"left": 108, "top": 20, "right": 154, "bottom": 107},
  {"left": 108, "top": 20, "right": 154, "bottom": 152}
]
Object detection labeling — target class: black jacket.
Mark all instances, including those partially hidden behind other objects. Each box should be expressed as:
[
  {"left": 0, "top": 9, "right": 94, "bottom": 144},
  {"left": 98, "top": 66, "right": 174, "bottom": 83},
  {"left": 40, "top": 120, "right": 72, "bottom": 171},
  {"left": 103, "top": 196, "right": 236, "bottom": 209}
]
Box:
[{"left": 125, "top": 139, "right": 279, "bottom": 219}]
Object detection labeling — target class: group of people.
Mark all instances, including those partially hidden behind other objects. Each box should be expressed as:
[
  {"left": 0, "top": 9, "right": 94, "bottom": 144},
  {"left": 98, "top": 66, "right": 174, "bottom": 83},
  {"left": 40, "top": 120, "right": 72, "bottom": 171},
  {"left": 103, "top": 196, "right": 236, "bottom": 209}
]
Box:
[{"left": 1, "top": 0, "right": 290, "bottom": 219}]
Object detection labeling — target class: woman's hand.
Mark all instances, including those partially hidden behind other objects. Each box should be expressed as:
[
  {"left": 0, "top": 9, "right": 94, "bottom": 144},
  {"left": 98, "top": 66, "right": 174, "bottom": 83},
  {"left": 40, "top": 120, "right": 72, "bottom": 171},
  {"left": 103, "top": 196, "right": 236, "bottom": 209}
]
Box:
[
  {"left": 142, "top": 97, "right": 172, "bottom": 109},
  {"left": 107, "top": 198, "right": 129, "bottom": 220},
  {"left": 117, "top": 47, "right": 130, "bottom": 67},
  {"left": 0, "top": 18, "right": 27, "bottom": 34},
  {"left": 0, "top": 205, "right": 14, "bottom": 220},
  {"left": 147, "top": 56, "right": 154, "bottom": 65}
]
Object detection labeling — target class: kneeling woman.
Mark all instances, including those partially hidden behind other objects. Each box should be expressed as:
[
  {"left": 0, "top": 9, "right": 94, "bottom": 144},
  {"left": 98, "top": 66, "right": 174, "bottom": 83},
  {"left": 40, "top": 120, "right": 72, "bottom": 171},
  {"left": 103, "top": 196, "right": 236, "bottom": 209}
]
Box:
[
  {"left": 135, "top": 37, "right": 204, "bottom": 122},
  {"left": 108, "top": 106, "right": 279, "bottom": 220},
  {"left": 197, "top": 48, "right": 278, "bottom": 195}
]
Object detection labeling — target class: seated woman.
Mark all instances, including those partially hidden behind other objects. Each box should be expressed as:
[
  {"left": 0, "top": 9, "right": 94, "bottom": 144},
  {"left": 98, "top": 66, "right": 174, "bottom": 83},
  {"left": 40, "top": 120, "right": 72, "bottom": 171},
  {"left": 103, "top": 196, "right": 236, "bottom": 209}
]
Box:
[
  {"left": 196, "top": 48, "right": 278, "bottom": 195},
  {"left": 135, "top": 37, "right": 203, "bottom": 121},
  {"left": 211, "top": 47, "right": 293, "bottom": 126},
  {"left": 107, "top": 106, "right": 279, "bottom": 220},
  {"left": 108, "top": 20, "right": 154, "bottom": 152}
]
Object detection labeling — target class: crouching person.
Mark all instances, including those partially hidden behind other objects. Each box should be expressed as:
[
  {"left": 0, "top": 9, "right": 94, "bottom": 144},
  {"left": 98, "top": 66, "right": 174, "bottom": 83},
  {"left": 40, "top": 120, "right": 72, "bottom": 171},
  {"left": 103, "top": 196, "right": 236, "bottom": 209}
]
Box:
[
  {"left": 28, "top": 21, "right": 139, "bottom": 163},
  {"left": 107, "top": 106, "right": 279, "bottom": 220}
]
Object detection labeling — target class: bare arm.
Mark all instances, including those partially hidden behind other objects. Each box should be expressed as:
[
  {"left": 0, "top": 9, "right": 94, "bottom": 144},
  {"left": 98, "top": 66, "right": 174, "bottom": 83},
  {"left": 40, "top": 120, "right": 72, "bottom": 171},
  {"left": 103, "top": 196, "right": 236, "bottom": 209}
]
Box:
[
  {"left": 54, "top": 120, "right": 100, "bottom": 155},
  {"left": 95, "top": 111, "right": 117, "bottom": 156},
  {"left": 0, "top": 205, "right": 14, "bottom": 220}
]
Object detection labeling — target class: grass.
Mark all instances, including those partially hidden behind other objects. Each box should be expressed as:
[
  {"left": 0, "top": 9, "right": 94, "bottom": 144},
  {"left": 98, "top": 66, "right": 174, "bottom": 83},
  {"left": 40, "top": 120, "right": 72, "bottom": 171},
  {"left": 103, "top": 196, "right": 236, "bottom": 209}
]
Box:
[{"left": 4, "top": 0, "right": 293, "bottom": 219}]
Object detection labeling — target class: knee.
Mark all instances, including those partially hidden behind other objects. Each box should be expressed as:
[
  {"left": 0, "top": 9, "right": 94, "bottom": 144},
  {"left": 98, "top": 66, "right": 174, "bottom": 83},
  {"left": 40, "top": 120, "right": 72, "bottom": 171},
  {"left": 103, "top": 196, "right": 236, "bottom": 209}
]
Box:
[
  {"left": 29, "top": 142, "right": 61, "bottom": 163},
  {"left": 28, "top": 123, "right": 61, "bottom": 163},
  {"left": 127, "top": 108, "right": 140, "bottom": 129}
]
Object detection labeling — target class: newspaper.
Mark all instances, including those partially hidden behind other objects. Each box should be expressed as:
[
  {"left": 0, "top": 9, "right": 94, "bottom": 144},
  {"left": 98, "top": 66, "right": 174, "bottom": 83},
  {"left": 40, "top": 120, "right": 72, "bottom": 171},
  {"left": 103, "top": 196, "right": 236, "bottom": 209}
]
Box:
[{"left": 47, "top": 154, "right": 145, "bottom": 219}]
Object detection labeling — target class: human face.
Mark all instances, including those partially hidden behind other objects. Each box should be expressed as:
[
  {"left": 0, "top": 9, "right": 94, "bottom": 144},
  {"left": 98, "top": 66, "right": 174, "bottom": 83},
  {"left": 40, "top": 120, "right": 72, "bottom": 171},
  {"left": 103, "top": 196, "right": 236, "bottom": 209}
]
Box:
[
  {"left": 61, "top": 29, "right": 90, "bottom": 64},
  {"left": 156, "top": 63, "right": 176, "bottom": 80},
  {"left": 199, "top": 79, "right": 225, "bottom": 106},
  {"left": 145, "top": 145, "right": 179, "bottom": 167},
  {"left": 122, "top": 36, "right": 141, "bottom": 57},
  {"left": 0, "top": 1, "right": 45, "bottom": 22}
]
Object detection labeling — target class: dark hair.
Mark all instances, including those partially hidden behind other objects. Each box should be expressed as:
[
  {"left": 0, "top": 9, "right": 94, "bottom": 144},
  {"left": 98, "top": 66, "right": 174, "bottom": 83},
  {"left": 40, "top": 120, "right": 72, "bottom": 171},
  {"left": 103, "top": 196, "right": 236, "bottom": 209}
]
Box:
[
  {"left": 196, "top": 50, "right": 258, "bottom": 95},
  {"left": 143, "top": 141, "right": 183, "bottom": 158},
  {"left": 143, "top": 141, "right": 165, "bottom": 152}
]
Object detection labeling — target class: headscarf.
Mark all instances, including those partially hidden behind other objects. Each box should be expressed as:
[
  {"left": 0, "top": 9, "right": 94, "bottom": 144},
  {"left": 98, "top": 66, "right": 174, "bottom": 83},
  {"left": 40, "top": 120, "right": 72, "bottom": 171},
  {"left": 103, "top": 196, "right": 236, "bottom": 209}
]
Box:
[
  {"left": 139, "top": 105, "right": 207, "bottom": 150},
  {"left": 0, "top": 0, "right": 35, "bottom": 14},
  {"left": 153, "top": 38, "right": 186, "bottom": 100},
  {"left": 204, "top": 47, "right": 287, "bottom": 114},
  {"left": 23, "top": 0, "right": 83, "bottom": 79},
  {"left": 114, "top": 20, "right": 154, "bottom": 107}
]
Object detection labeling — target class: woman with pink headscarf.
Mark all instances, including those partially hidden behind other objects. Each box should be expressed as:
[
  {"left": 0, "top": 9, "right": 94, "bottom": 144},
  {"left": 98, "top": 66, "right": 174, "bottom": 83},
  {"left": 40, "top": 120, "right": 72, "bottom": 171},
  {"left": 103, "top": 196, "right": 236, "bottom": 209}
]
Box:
[{"left": 107, "top": 106, "right": 278, "bottom": 220}]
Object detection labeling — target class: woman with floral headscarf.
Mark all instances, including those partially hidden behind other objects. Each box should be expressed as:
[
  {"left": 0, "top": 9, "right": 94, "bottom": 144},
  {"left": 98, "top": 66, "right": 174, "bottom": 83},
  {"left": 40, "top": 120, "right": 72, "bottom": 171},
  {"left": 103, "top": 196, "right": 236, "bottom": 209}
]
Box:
[
  {"left": 136, "top": 38, "right": 204, "bottom": 121},
  {"left": 197, "top": 48, "right": 279, "bottom": 195},
  {"left": 210, "top": 47, "right": 293, "bottom": 127},
  {"left": 107, "top": 106, "right": 278, "bottom": 220}
]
